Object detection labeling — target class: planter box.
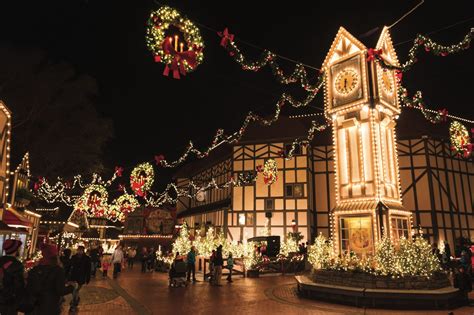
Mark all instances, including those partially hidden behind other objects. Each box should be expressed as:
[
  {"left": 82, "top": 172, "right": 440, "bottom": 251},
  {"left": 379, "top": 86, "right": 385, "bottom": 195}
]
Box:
[
  {"left": 247, "top": 269, "right": 260, "bottom": 278},
  {"left": 311, "top": 269, "right": 450, "bottom": 290}
]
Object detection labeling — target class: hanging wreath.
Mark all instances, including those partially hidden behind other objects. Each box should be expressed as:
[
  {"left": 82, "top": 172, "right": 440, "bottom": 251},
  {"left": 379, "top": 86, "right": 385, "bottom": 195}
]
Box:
[
  {"left": 257, "top": 159, "right": 278, "bottom": 185},
  {"left": 107, "top": 205, "right": 126, "bottom": 223},
  {"left": 74, "top": 184, "right": 109, "bottom": 218},
  {"left": 130, "top": 162, "right": 154, "bottom": 197},
  {"left": 146, "top": 6, "right": 204, "bottom": 79},
  {"left": 113, "top": 193, "right": 140, "bottom": 215},
  {"left": 450, "top": 121, "right": 472, "bottom": 158}
]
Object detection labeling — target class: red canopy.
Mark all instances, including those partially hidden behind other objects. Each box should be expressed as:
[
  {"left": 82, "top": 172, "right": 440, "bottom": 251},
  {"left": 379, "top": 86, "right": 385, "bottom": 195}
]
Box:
[{"left": 3, "top": 209, "right": 32, "bottom": 228}]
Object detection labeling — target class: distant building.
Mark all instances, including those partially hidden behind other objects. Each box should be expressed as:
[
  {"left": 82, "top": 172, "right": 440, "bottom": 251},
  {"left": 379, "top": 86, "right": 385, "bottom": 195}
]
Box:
[{"left": 174, "top": 111, "right": 473, "bottom": 249}]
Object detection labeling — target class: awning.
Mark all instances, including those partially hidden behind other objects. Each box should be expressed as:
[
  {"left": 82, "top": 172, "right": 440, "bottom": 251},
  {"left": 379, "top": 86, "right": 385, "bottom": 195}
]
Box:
[
  {"left": 3, "top": 209, "right": 32, "bottom": 228},
  {"left": 177, "top": 199, "right": 231, "bottom": 218}
]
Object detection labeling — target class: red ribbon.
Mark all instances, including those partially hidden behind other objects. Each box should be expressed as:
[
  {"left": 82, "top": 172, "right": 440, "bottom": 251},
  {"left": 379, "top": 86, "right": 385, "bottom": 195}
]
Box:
[
  {"left": 161, "top": 39, "right": 198, "bottom": 79},
  {"left": 395, "top": 70, "right": 403, "bottom": 82},
  {"left": 154, "top": 154, "right": 165, "bottom": 166},
  {"left": 438, "top": 108, "right": 448, "bottom": 122},
  {"left": 367, "top": 48, "right": 383, "bottom": 61},
  {"left": 115, "top": 166, "right": 124, "bottom": 177},
  {"left": 217, "top": 28, "right": 234, "bottom": 48}
]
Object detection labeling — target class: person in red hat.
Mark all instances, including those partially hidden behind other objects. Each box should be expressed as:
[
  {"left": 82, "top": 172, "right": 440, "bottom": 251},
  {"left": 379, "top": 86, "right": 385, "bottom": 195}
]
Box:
[
  {"left": 0, "top": 239, "right": 25, "bottom": 315},
  {"left": 26, "top": 243, "right": 75, "bottom": 315}
]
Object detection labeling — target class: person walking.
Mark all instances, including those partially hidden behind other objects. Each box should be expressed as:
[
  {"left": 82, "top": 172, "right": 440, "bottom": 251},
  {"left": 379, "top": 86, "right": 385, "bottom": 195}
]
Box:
[
  {"left": 127, "top": 247, "right": 137, "bottom": 269},
  {"left": 101, "top": 255, "right": 110, "bottom": 278},
  {"left": 112, "top": 245, "right": 124, "bottom": 278},
  {"left": 60, "top": 248, "right": 72, "bottom": 279},
  {"left": 213, "top": 245, "right": 224, "bottom": 286},
  {"left": 226, "top": 252, "right": 234, "bottom": 283},
  {"left": 186, "top": 246, "right": 197, "bottom": 282},
  {"left": 89, "top": 245, "right": 100, "bottom": 278},
  {"left": 141, "top": 247, "right": 148, "bottom": 273},
  {"left": 209, "top": 249, "right": 216, "bottom": 284},
  {"left": 27, "top": 244, "right": 75, "bottom": 315},
  {"left": 0, "top": 239, "right": 26, "bottom": 315},
  {"left": 69, "top": 245, "right": 91, "bottom": 312}
]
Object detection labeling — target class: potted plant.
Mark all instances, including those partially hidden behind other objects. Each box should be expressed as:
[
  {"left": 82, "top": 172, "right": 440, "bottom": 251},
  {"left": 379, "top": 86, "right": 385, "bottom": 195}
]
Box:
[{"left": 15, "top": 188, "right": 35, "bottom": 205}]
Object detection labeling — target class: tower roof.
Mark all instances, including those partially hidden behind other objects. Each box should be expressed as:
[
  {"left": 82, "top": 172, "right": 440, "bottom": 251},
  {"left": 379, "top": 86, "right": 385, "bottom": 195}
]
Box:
[{"left": 322, "top": 26, "right": 367, "bottom": 69}]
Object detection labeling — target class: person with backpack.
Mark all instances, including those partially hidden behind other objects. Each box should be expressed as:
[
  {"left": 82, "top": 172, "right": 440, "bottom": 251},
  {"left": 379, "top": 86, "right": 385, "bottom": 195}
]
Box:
[
  {"left": 27, "top": 244, "right": 75, "bottom": 315},
  {"left": 69, "top": 245, "right": 91, "bottom": 312},
  {"left": 0, "top": 239, "right": 25, "bottom": 315}
]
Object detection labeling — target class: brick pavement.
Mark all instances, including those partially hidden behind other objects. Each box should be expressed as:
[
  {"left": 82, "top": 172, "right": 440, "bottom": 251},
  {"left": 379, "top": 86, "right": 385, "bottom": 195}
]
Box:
[{"left": 58, "top": 268, "right": 474, "bottom": 315}]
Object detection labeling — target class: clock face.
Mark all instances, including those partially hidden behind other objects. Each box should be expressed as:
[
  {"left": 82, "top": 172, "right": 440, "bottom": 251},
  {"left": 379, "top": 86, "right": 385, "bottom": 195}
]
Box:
[
  {"left": 334, "top": 69, "right": 358, "bottom": 95},
  {"left": 381, "top": 71, "right": 393, "bottom": 94},
  {"left": 196, "top": 190, "right": 206, "bottom": 202}
]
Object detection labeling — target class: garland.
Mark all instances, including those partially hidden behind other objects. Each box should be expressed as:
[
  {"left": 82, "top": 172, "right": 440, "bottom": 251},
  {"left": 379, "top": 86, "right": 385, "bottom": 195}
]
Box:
[
  {"left": 374, "top": 28, "right": 474, "bottom": 72},
  {"left": 449, "top": 121, "right": 472, "bottom": 158},
  {"left": 130, "top": 162, "right": 155, "bottom": 197},
  {"left": 218, "top": 28, "right": 324, "bottom": 92},
  {"left": 398, "top": 86, "right": 449, "bottom": 124},
  {"left": 74, "top": 184, "right": 109, "bottom": 218},
  {"left": 146, "top": 6, "right": 204, "bottom": 79}
]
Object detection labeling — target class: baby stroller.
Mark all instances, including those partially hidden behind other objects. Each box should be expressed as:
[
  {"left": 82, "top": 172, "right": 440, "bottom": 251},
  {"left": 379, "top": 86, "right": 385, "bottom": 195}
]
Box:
[{"left": 169, "top": 260, "right": 187, "bottom": 287}]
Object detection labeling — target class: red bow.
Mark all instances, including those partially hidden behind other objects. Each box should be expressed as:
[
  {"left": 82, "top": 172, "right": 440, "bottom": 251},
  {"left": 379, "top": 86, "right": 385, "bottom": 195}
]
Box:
[
  {"left": 463, "top": 143, "right": 473, "bottom": 158},
  {"left": 395, "top": 70, "right": 403, "bottom": 82},
  {"left": 438, "top": 108, "right": 448, "bottom": 122},
  {"left": 115, "top": 166, "right": 124, "bottom": 177},
  {"left": 154, "top": 154, "right": 165, "bottom": 166},
  {"left": 34, "top": 177, "right": 45, "bottom": 191},
  {"left": 367, "top": 48, "right": 383, "bottom": 61},
  {"left": 132, "top": 181, "right": 146, "bottom": 197},
  {"left": 256, "top": 165, "right": 263, "bottom": 173},
  {"left": 217, "top": 28, "right": 234, "bottom": 48},
  {"left": 161, "top": 39, "right": 198, "bottom": 79}
]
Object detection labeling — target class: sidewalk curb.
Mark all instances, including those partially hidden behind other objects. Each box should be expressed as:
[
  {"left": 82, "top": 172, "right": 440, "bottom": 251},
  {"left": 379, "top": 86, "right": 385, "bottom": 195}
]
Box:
[{"left": 107, "top": 278, "right": 153, "bottom": 315}]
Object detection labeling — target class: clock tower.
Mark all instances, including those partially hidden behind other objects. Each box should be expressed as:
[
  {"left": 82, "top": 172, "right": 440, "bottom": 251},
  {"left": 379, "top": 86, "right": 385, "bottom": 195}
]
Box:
[{"left": 322, "top": 27, "right": 411, "bottom": 255}]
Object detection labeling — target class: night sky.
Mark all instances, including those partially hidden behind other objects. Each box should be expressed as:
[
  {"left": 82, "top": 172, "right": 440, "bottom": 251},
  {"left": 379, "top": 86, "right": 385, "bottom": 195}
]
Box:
[{"left": 0, "top": 1, "right": 473, "bottom": 182}]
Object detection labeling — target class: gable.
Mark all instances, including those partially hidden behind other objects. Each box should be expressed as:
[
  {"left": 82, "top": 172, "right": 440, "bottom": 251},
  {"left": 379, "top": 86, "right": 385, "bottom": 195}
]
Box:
[
  {"left": 375, "top": 26, "right": 400, "bottom": 67},
  {"left": 322, "top": 26, "right": 367, "bottom": 69}
]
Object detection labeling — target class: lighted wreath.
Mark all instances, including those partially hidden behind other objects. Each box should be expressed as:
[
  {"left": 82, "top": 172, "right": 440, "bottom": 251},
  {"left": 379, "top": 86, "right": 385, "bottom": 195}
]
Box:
[
  {"left": 74, "top": 184, "right": 109, "bottom": 218},
  {"left": 107, "top": 205, "right": 126, "bottom": 223},
  {"left": 113, "top": 193, "right": 140, "bottom": 215},
  {"left": 450, "top": 121, "right": 472, "bottom": 158},
  {"left": 258, "top": 159, "right": 278, "bottom": 186},
  {"left": 146, "top": 6, "right": 204, "bottom": 79},
  {"left": 130, "top": 162, "right": 154, "bottom": 197}
]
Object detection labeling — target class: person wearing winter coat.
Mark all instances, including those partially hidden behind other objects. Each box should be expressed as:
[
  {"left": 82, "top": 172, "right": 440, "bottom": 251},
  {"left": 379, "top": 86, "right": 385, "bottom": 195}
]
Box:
[
  {"left": 454, "top": 265, "right": 472, "bottom": 305},
  {"left": 213, "top": 245, "right": 224, "bottom": 286},
  {"left": 68, "top": 246, "right": 91, "bottom": 311},
  {"left": 0, "top": 239, "right": 25, "bottom": 315},
  {"left": 27, "top": 244, "right": 75, "bottom": 315},
  {"left": 226, "top": 252, "right": 234, "bottom": 283}
]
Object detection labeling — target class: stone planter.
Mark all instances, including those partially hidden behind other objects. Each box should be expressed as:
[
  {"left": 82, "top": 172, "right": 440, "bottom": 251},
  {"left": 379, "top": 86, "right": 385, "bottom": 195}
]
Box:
[
  {"left": 247, "top": 269, "right": 260, "bottom": 278},
  {"left": 311, "top": 269, "right": 450, "bottom": 290}
]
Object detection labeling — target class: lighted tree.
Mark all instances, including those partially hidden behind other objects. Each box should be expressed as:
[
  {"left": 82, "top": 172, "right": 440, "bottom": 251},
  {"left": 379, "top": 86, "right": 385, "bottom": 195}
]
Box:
[
  {"left": 172, "top": 222, "right": 192, "bottom": 256},
  {"left": 308, "top": 233, "right": 334, "bottom": 269},
  {"left": 395, "top": 235, "right": 441, "bottom": 278},
  {"left": 374, "top": 231, "right": 396, "bottom": 275},
  {"left": 280, "top": 233, "right": 299, "bottom": 257},
  {"left": 195, "top": 226, "right": 217, "bottom": 257}
]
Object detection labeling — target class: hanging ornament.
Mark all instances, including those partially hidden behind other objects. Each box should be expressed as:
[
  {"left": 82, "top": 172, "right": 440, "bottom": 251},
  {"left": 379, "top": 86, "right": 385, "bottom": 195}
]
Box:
[
  {"left": 145, "top": 6, "right": 204, "bottom": 79},
  {"left": 450, "top": 121, "right": 472, "bottom": 158},
  {"left": 130, "top": 162, "right": 154, "bottom": 197},
  {"left": 74, "top": 184, "right": 109, "bottom": 218},
  {"left": 258, "top": 159, "right": 278, "bottom": 186},
  {"left": 113, "top": 193, "right": 140, "bottom": 215}
]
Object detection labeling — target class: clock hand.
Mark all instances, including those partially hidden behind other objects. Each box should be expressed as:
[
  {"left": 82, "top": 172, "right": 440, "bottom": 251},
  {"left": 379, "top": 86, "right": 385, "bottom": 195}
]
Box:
[{"left": 344, "top": 78, "right": 347, "bottom": 89}]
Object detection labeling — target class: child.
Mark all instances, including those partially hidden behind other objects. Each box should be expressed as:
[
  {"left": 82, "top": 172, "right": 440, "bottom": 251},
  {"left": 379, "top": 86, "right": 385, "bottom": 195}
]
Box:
[
  {"left": 227, "top": 252, "right": 234, "bottom": 283},
  {"left": 101, "top": 254, "right": 111, "bottom": 278}
]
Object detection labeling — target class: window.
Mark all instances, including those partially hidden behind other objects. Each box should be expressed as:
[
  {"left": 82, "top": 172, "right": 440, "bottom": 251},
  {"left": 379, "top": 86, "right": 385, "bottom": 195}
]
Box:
[
  {"left": 238, "top": 213, "right": 254, "bottom": 226},
  {"left": 293, "top": 184, "right": 304, "bottom": 197},
  {"left": 265, "top": 199, "right": 274, "bottom": 211},
  {"left": 285, "top": 143, "right": 302, "bottom": 156},
  {"left": 339, "top": 217, "right": 373, "bottom": 255},
  {"left": 235, "top": 171, "right": 254, "bottom": 186},
  {"left": 285, "top": 184, "right": 304, "bottom": 197},
  {"left": 391, "top": 217, "right": 409, "bottom": 241},
  {"left": 285, "top": 185, "right": 294, "bottom": 197}
]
